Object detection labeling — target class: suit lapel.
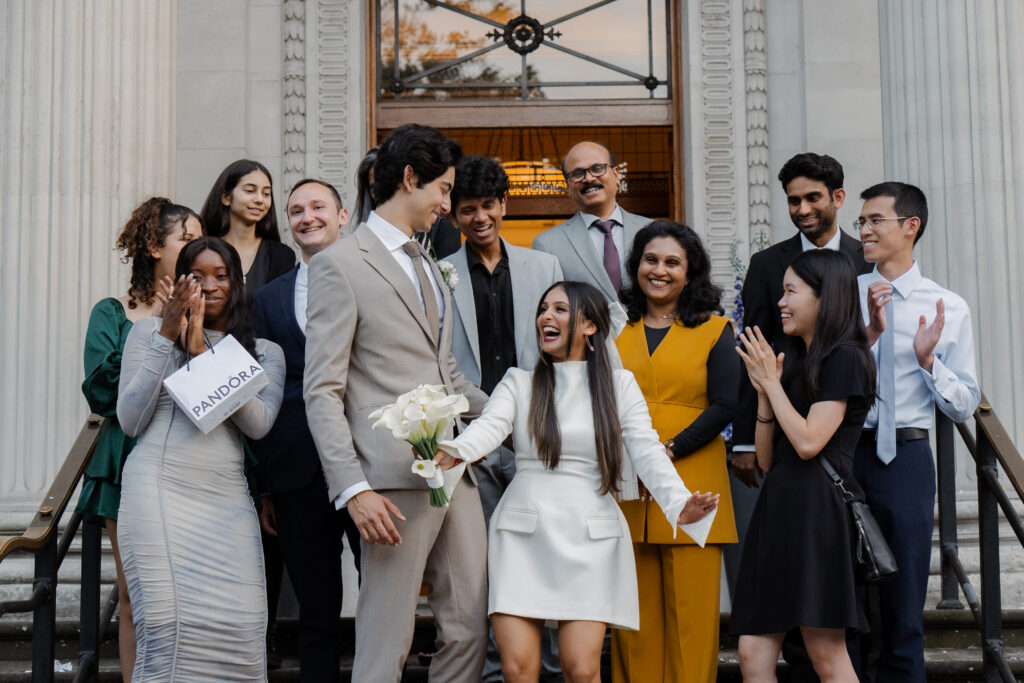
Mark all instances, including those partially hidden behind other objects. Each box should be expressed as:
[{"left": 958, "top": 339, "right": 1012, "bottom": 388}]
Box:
[
  {"left": 450, "top": 246, "right": 480, "bottom": 369},
  {"left": 564, "top": 213, "right": 616, "bottom": 299},
  {"left": 507, "top": 242, "right": 538, "bottom": 365},
  {"left": 356, "top": 226, "right": 436, "bottom": 346}
]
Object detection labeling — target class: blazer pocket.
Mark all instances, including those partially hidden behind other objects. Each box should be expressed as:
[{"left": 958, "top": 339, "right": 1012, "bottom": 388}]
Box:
[
  {"left": 495, "top": 508, "right": 537, "bottom": 535},
  {"left": 586, "top": 517, "right": 623, "bottom": 540}
]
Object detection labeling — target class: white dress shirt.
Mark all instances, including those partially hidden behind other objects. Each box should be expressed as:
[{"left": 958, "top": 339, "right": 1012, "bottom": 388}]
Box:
[
  {"left": 859, "top": 263, "right": 980, "bottom": 430},
  {"left": 733, "top": 228, "right": 845, "bottom": 454},
  {"left": 294, "top": 260, "right": 308, "bottom": 333},
  {"left": 333, "top": 212, "right": 448, "bottom": 510},
  {"left": 581, "top": 205, "right": 626, "bottom": 272},
  {"left": 366, "top": 211, "right": 446, "bottom": 327}
]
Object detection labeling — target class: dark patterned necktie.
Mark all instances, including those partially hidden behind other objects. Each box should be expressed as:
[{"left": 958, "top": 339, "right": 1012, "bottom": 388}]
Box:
[{"left": 593, "top": 219, "right": 622, "bottom": 291}]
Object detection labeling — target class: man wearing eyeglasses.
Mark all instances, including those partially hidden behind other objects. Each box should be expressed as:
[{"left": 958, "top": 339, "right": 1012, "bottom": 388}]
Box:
[
  {"left": 532, "top": 141, "right": 650, "bottom": 302},
  {"left": 855, "top": 182, "right": 979, "bottom": 682}
]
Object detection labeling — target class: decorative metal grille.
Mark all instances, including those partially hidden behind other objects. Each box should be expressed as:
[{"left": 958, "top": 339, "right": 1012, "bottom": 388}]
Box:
[{"left": 377, "top": 0, "right": 671, "bottom": 101}]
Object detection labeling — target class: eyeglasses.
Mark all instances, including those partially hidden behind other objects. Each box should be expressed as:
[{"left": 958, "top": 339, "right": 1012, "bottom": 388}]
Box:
[
  {"left": 564, "top": 163, "right": 611, "bottom": 183},
  {"left": 852, "top": 216, "right": 910, "bottom": 230}
]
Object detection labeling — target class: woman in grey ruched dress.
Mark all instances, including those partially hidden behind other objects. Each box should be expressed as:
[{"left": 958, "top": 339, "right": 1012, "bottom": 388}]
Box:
[{"left": 116, "top": 237, "right": 285, "bottom": 681}]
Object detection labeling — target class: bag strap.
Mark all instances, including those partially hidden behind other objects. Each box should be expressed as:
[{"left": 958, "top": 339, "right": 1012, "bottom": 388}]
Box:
[{"left": 817, "top": 455, "right": 855, "bottom": 503}]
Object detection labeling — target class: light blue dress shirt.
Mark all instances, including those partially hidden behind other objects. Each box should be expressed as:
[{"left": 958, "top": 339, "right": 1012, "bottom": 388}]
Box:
[{"left": 858, "top": 263, "right": 980, "bottom": 430}]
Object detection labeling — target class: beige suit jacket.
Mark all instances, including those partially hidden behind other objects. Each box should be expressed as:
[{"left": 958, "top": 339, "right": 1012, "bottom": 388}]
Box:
[{"left": 303, "top": 223, "right": 489, "bottom": 501}]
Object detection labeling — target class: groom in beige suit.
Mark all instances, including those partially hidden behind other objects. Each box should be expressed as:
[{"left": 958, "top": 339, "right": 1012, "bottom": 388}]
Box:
[{"left": 304, "top": 124, "right": 489, "bottom": 682}]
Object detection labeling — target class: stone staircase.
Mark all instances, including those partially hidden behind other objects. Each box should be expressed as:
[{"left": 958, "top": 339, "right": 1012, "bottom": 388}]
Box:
[{"left": 2, "top": 494, "right": 1024, "bottom": 680}]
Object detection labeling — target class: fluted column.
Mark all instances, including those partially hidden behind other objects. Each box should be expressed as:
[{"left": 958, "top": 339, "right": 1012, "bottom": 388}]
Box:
[
  {"left": 0, "top": 0, "right": 177, "bottom": 507},
  {"left": 877, "top": 0, "right": 1024, "bottom": 449}
]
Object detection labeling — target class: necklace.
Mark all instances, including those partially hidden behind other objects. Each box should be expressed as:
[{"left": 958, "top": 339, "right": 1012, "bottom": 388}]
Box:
[{"left": 645, "top": 312, "right": 676, "bottom": 320}]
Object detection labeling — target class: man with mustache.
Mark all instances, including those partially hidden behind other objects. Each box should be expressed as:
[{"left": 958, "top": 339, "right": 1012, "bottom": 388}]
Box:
[
  {"left": 532, "top": 141, "right": 650, "bottom": 302},
  {"left": 733, "top": 152, "right": 871, "bottom": 681}
]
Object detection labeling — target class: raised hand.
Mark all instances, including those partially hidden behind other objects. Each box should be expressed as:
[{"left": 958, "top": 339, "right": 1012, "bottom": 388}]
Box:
[
  {"left": 185, "top": 288, "right": 207, "bottom": 356},
  {"left": 735, "top": 326, "right": 784, "bottom": 394},
  {"left": 157, "top": 275, "right": 199, "bottom": 343},
  {"left": 865, "top": 280, "right": 893, "bottom": 346},
  {"left": 913, "top": 298, "right": 944, "bottom": 372},
  {"left": 678, "top": 491, "right": 720, "bottom": 525}
]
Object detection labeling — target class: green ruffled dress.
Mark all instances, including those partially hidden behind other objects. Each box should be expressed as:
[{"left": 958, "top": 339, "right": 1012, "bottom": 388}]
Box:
[{"left": 75, "top": 298, "right": 136, "bottom": 521}]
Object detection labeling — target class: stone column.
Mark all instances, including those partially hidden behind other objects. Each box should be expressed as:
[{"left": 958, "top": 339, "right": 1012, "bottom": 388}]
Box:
[
  {"left": 0, "top": 0, "right": 177, "bottom": 509},
  {"left": 877, "top": 0, "right": 1024, "bottom": 450}
]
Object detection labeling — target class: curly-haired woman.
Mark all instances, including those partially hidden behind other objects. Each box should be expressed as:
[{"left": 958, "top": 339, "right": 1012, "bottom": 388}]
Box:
[
  {"left": 76, "top": 197, "right": 201, "bottom": 680},
  {"left": 611, "top": 221, "right": 739, "bottom": 683}
]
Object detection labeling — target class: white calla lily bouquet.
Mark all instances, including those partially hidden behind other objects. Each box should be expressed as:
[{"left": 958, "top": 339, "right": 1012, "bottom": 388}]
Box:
[{"left": 368, "top": 384, "right": 470, "bottom": 507}]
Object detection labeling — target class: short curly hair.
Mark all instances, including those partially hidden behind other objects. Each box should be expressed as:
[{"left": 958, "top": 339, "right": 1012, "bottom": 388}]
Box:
[
  {"left": 619, "top": 221, "right": 724, "bottom": 328},
  {"left": 451, "top": 155, "right": 509, "bottom": 209}
]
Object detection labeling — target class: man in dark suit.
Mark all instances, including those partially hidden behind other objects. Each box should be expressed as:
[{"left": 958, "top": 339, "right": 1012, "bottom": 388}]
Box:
[
  {"left": 252, "top": 178, "right": 360, "bottom": 682},
  {"left": 731, "top": 153, "right": 871, "bottom": 681}
]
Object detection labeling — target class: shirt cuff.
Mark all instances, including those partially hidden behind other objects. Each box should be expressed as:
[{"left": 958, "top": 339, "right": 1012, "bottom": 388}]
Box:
[
  {"left": 920, "top": 355, "right": 957, "bottom": 397},
  {"left": 334, "top": 481, "right": 373, "bottom": 510},
  {"left": 732, "top": 443, "right": 756, "bottom": 453}
]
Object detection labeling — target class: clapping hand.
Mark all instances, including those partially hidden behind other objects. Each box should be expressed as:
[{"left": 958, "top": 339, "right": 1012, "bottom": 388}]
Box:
[
  {"left": 156, "top": 275, "right": 199, "bottom": 344},
  {"left": 913, "top": 298, "right": 944, "bottom": 373},
  {"left": 865, "top": 280, "right": 893, "bottom": 347},
  {"left": 735, "top": 326, "right": 784, "bottom": 394},
  {"left": 677, "top": 491, "right": 719, "bottom": 525}
]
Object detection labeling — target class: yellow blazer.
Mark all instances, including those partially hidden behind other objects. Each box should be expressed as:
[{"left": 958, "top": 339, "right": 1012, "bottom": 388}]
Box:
[{"left": 616, "top": 316, "right": 738, "bottom": 545}]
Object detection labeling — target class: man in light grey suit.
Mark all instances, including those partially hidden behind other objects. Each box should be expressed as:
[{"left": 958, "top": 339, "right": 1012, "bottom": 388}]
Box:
[
  {"left": 532, "top": 141, "right": 651, "bottom": 301},
  {"left": 448, "top": 155, "right": 563, "bottom": 681},
  {"left": 304, "top": 124, "right": 490, "bottom": 683}
]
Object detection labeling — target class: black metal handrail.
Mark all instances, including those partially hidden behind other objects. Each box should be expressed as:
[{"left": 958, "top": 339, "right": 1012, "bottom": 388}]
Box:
[
  {"left": 935, "top": 392, "right": 1023, "bottom": 682},
  {"left": 0, "top": 415, "right": 116, "bottom": 683}
]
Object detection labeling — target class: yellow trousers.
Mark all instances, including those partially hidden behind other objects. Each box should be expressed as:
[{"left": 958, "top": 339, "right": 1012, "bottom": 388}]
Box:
[{"left": 611, "top": 543, "right": 722, "bottom": 683}]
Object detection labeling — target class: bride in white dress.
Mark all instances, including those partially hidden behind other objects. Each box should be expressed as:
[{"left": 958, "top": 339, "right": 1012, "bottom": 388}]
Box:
[{"left": 436, "top": 281, "right": 719, "bottom": 683}]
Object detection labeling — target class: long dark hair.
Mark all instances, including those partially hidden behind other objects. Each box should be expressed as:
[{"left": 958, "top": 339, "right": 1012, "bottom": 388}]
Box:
[
  {"left": 529, "top": 281, "right": 623, "bottom": 495},
  {"left": 784, "top": 250, "right": 876, "bottom": 400},
  {"left": 199, "top": 159, "right": 281, "bottom": 241},
  {"left": 620, "top": 221, "right": 723, "bottom": 327},
  {"left": 353, "top": 147, "right": 379, "bottom": 225},
  {"left": 174, "top": 237, "right": 257, "bottom": 357},
  {"left": 116, "top": 197, "right": 202, "bottom": 308}
]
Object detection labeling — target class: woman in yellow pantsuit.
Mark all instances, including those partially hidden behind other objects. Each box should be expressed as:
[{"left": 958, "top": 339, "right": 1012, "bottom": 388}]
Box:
[{"left": 612, "top": 221, "right": 739, "bottom": 683}]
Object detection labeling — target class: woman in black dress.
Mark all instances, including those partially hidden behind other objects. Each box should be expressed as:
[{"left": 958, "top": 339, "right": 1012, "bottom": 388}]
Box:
[
  {"left": 200, "top": 159, "right": 295, "bottom": 295},
  {"left": 732, "top": 249, "right": 875, "bottom": 682}
]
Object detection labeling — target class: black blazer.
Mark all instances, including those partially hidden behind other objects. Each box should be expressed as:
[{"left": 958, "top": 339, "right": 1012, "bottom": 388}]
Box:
[
  {"left": 251, "top": 266, "right": 321, "bottom": 493},
  {"left": 734, "top": 231, "right": 872, "bottom": 446}
]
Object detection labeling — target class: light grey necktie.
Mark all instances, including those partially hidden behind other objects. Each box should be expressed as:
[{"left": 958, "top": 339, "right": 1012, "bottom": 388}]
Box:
[
  {"left": 876, "top": 298, "right": 897, "bottom": 464},
  {"left": 401, "top": 241, "right": 440, "bottom": 342}
]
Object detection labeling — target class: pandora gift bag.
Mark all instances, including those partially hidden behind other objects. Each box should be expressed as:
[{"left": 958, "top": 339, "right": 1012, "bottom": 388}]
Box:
[{"left": 163, "top": 334, "right": 268, "bottom": 434}]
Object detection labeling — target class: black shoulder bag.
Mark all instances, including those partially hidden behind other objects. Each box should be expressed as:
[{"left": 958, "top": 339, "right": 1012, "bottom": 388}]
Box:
[{"left": 817, "top": 455, "right": 899, "bottom": 584}]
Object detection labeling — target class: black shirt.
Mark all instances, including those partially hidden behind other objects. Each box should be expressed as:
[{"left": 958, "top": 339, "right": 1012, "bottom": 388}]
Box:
[{"left": 468, "top": 243, "right": 516, "bottom": 395}]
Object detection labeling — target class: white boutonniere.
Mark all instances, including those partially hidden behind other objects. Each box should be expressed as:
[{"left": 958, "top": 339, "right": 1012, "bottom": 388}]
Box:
[{"left": 435, "top": 259, "right": 459, "bottom": 291}]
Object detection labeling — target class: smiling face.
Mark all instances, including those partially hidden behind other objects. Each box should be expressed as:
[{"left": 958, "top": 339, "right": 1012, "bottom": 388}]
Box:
[
  {"left": 784, "top": 176, "right": 844, "bottom": 246},
  {"left": 452, "top": 195, "right": 506, "bottom": 253},
  {"left": 222, "top": 170, "right": 273, "bottom": 227},
  {"left": 288, "top": 182, "right": 348, "bottom": 260},
  {"left": 536, "top": 286, "right": 596, "bottom": 362},
  {"left": 190, "top": 248, "right": 232, "bottom": 330},
  {"left": 563, "top": 142, "right": 620, "bottom": 217},
  {"left": 408, "top": 166, "right": 455, "bottom": 234},
  {"left": 151, "top": 215, "right": 200, "bottom": 281},
  {"left": 858, "top": 194, "right": 917, "bottom": 266},
  {"left": 637, "top": 235, "right": 688, "bottom": 311},
  {"left": 778, "top": 266, "right": 820, "bottom": 346}
]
